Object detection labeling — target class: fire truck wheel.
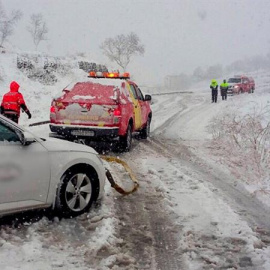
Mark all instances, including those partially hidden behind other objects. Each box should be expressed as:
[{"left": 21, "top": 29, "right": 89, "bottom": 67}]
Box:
[
  {"left": 140, "top": 117, "right": 151, "bottom": 139},
  {"left": 118, "top": 123, "right": 132, "bottom": 152}
]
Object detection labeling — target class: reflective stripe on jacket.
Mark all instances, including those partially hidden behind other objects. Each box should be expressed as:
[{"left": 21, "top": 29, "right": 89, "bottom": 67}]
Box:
[{"left": 220, "top": 82, "right": 229, "bottom": 90}]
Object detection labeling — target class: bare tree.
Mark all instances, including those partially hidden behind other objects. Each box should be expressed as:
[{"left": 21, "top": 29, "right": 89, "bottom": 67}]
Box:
[
  {"left": 0, "top": 4, "right": 22, "bottom": 47},
  {"left": 100, "top": 32, "right": 145, "bottom": 71},
  {"left": 28, "top": 13, "right": 48, "bottom": 50}
]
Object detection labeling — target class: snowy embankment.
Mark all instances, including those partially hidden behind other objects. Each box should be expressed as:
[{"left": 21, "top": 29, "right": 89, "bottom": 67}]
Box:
[
  {"left": 0, "top": 52, "right": 91, "bottom": 127},
  {"left": 207, "top": 72, "right": 270, "bottom": 206}
]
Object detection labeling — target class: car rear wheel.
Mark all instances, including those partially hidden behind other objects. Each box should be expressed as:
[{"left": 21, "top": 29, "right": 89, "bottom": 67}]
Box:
[
  {"left": 140, "top": 117, "right": 151, "bottom": 139},
  {"left": 118, "top": 123, "right": 132, "bottom": 152},
  {"left": 55, "top": 168, "right": 96, "bottom": 217}
]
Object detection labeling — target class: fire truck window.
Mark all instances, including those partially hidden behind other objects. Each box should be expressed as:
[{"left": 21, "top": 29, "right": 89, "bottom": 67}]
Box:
[
  {"left": 129, "top": 84, "right": 138, "bottom": 100},
  {"left": 135, "top": 86, "right": 144, "bottom": 101}
]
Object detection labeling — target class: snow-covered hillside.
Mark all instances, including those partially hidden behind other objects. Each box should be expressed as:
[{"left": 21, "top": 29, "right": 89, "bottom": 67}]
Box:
[{"left": 0, "top": 52, "right": 101, "bottom": 126}]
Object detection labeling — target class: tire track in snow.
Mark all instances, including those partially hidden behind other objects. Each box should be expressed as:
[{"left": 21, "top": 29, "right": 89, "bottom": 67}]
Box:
[
  {"left": 136, "top": 138, "right": 270, "bottom": 269},
  {"left": 144, "top": 136, "right": 270, "bottom": 243},
  {"left": 109, "top": 147, "right": 185, "bottom": 270},
  {"left": 149, "top": 91, "right": 270, "bottom": 233},
  {"left": 152, "top": 94, "right": 208, "bottom": 139}
]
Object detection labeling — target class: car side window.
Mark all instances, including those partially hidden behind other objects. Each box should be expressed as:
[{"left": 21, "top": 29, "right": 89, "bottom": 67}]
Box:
[
  {"left": 0, "top": 121, "right": 20, "bottom": 142},
  {"left": 129, "top": 84, "right": 138, "bottom": 100},
  {"left": 134, "top": 86, "right": 144, "bottom": 101}
]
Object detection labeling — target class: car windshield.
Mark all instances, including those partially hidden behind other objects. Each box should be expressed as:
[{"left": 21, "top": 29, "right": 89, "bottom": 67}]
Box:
[{"left": 228, "top": 78, "right": 241, "bottom": 83}]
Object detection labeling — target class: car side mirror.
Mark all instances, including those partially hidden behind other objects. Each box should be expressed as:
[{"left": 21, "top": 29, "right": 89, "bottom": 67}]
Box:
[
  {"left": 144, "top": 94, "right": 152, "bottom": 101},
  {"left": 21, "top": 131, "right": 36, "bottom": 146}
]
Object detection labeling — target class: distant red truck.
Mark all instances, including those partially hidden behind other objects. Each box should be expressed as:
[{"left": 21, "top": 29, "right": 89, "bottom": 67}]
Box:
[{"left": 227, "top": 75, "right": 255, "bottom": 95}]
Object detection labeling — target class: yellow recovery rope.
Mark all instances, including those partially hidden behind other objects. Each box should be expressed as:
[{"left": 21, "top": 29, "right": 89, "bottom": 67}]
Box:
[{"left": 100, "top": 155, "right": 139, "bottom": 195}]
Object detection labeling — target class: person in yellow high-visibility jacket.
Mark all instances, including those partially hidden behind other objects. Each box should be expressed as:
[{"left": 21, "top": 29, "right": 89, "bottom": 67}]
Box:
[
  {"left": 220, "top": 79, "right": 229, "bottom": 100},
  {"left": 210, "top": 79, "right": 218, "bottom": 103}
]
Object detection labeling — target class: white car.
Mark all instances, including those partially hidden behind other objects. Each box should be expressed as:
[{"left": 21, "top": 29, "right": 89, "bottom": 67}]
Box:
[{"left": 0, "top": 114, "right": 106, "bottom": 217}]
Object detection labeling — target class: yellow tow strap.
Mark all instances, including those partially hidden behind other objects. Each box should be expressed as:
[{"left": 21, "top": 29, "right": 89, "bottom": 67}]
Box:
[{"left": 100, "top": 155, "right": 139, "bottom": 195}]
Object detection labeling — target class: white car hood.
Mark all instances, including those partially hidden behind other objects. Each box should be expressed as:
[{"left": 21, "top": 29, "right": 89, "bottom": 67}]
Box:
[{"left": 40, "top": 137, "right": 98, "bottom": 154}]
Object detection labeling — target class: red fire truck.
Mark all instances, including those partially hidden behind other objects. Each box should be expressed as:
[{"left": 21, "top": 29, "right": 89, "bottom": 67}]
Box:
[
  {"left": 227, "top": 75, "right": 255, "bottom": 95},
  {"left": 50, "top": 72, "right": 152, "bottom": 152}
]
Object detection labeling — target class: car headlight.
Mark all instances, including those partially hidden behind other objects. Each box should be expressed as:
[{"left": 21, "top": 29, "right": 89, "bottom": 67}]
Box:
[{"left": 234, "top": 85, "right": 239, "bottom": 89}]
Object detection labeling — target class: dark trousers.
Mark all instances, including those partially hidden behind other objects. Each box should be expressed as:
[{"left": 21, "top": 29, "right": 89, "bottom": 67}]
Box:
[
  {"left": 3, "top": 112, "right": 19, "bottom": 123},
  {"left": 221, "top": 89, "right": 227, "bottom": 100},
  {"left": 212, "top": 89, "right": 217, "bottom": 103}
]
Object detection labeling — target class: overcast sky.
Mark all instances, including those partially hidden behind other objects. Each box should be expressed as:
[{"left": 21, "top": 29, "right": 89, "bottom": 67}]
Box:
[{"left": 2, "top": 0, "right": 270, "bottom": 85}]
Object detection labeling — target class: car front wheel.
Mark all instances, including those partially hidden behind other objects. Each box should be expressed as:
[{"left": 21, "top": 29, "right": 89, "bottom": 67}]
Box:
[{"left": 55, "top": 168, "right": 96, "bottom": 217}]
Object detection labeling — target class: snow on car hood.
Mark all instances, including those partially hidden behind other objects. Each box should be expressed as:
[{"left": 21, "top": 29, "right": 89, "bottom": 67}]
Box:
[{"left": 40, "top": 136, "right": 98, "bottom": 154}]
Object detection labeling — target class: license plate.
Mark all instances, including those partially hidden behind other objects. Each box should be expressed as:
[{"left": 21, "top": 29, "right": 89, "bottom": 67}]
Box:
[{"left": 71, "top": 130, "right": 95, "bottom": 136}]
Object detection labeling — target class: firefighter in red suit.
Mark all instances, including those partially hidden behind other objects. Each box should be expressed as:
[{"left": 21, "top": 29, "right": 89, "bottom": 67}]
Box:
[{"left": 0, "top": 81, "right": 31, "bottom": 123}]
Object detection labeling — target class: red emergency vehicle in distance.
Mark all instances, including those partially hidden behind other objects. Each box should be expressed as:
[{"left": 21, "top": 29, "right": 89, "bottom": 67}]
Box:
[
  {"left": 227, "top": 75, "right": 255, "bottom": 95},
  {"left": 49, "top": 71, "right": 152, "bottom": 152}
]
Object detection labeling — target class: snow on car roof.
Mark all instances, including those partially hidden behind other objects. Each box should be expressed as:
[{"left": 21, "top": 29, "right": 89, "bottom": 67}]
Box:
[
  {"left": 56, "top": 77, "right": 132, "bottom": 103},
  {"left": 65, "top": 77, "right": 128, "bottom": 90}
]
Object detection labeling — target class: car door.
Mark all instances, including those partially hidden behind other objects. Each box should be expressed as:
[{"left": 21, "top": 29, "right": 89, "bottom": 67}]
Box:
[
  {"left": 134, "top": 85, "right": 149, "bottom": 126},
  {"left": 0, "top": 119, "right": 51, "bottom": 211},
  {"left": 128, "top": 83, "right": 142, "bottom": 130}
]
